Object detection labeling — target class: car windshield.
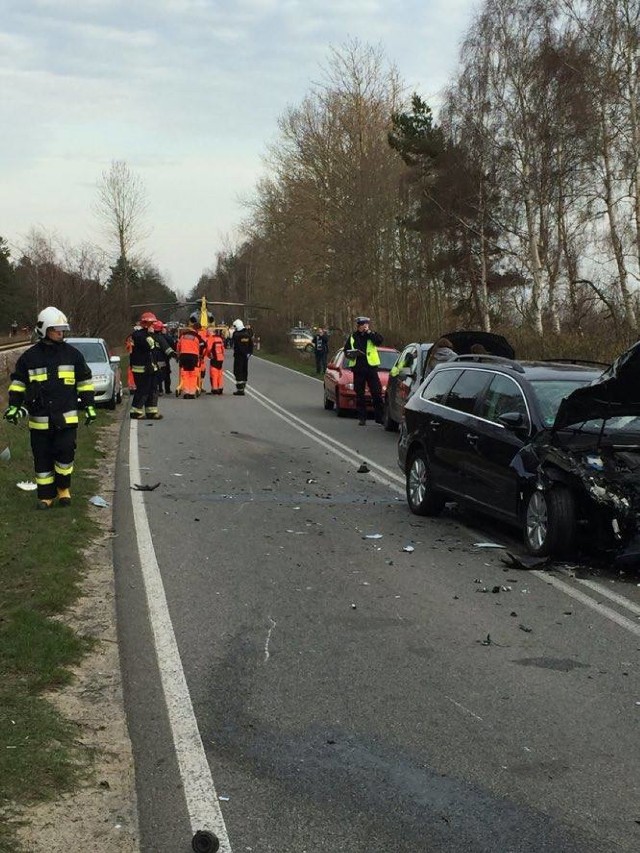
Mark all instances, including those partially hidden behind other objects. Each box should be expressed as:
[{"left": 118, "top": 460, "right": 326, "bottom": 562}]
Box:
[
  {"left": 379, "top": 351, "right": 399, "bottom": 371},
  {"left": 529, "top": 379, "right": 591, "bottom": 427},
  {"left": 69, "top": 341, "right": 108, "bottom": 362},
  {"left": 566, "top": 415, "right": 640, "bottom": 434}
]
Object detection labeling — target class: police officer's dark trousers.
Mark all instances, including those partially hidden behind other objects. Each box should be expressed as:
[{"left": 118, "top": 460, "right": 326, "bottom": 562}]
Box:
[
  {"left": 31, "top": 427, "right": 77, "bottom": 501},
  {"left": 354, "top": 366, "right": 383, "bottom": 422}
]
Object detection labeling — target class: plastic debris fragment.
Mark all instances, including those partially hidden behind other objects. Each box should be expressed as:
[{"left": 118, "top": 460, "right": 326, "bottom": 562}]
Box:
[
  {"left": 0, "top": 447, "right": 10, "bottom": 462},
  {"left": 357, "top": 463, "right": 370, "bottom": 473},
  {"left": 474, "top": 542, "right": 506, "bottom": 549},
  {"left": 402, "top": 545, "right": 415, "bottom": 553},
  {"left": 89, "top": 495, "right": 110, "bottom": 507},
  {"left": 363, "top": 533, "right": 383, "bottom": 539},
  {"left": 16, "top": 481, "right": 37, "bottom": 491},
  {"left": 132, "top": 482, "right": 161, "bottom": 491}
]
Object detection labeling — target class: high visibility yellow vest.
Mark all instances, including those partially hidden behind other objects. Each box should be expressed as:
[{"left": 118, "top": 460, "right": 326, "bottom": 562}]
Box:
[{"left": 345, "top": 335, "right": 381, "bottom": 368}]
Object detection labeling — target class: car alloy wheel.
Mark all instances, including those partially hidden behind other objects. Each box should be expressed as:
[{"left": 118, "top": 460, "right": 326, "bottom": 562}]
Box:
[
  {"left": 406, "top": 449, "right": 445, "bottom": 516},
  {"left": 524, "top": 486, "right": 576, "bottom": 557},
  {"left": 525, "top": 490, "right": 548, "bottom": 553}
]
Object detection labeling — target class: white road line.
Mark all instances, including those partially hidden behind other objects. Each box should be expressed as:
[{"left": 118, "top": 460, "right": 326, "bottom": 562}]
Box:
[
  {"left": 444, "top": 696, "right": 484, "bottom": 722},
  {"left": 532, "top": 570, "right": 640, "bottom": 638},
  {"left": 129, "top": 421, "right": 232, "bottom": 851},
  {"left": 254, "top": 355, "right": 323, "bottom": 382},
  {"left": 225, "top": 370, "right": 404, "bottom": 493},
  {"left": 264, "top": 617, "right": 277, "bottom": 663},
  {"left": 571, "top": 576, "right": 640, "bottom": 617}
]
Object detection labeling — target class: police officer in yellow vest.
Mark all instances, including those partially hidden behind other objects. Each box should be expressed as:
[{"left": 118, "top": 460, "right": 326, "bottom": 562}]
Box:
[{"left": 344, "top": 316, "right": 384, "bottom": 426}]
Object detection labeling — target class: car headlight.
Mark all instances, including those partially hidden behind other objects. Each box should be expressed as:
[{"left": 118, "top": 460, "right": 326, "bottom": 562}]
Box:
[{"left": 345, "top": 382, "right": 354, "bottom": 390}]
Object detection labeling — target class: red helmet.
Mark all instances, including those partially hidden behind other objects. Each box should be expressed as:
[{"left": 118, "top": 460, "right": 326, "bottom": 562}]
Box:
[
  {"left": 153, "top": 320, "right": 163, "bottom": 332},
  {"left": 140, "top": 311, "right": 157, "bottom": 326}
]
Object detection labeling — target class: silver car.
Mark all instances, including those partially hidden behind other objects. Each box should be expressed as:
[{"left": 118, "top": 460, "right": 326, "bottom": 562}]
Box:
[{"left": 66, "top": 336, "right": 123, "bottom": 409}]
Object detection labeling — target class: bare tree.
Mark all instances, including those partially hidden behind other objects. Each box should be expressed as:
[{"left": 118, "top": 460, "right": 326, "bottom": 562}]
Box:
[{"left": 94, "top": 160, "right": 149, "bottom": 318}]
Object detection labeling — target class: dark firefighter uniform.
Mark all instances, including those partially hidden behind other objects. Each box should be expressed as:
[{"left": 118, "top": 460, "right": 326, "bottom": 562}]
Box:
[
  {"left": 8, "top": 339, "right": 95, "bottom": 502},
  {"left": 232, "top": 325, "right": 253, "bottom": 394},
  {"left": 130, "top": 326, "right": 161, "bottom": 418},
  {"left": 152, "top": 325, "right": 176, "bottom": 395}
]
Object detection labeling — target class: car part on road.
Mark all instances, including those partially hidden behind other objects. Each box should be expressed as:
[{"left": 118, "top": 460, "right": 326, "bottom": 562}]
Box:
[{"left": 192, "top": 829, "right": 220, "bottom": 852}]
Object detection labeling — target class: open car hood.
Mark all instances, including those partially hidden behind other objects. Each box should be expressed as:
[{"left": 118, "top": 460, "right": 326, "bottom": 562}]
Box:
[
  {"left": 433, "top": 330, "right": 515, "bottom": 360},
  {"left": 554, "top": 341, "right": 640, "bottom": 430}
]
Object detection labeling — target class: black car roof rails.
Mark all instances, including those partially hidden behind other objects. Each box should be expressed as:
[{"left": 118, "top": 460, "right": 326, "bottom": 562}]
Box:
[
  {"left": 449, "top": 354, "right": 526, "bottom": 373},
  {"left": 540, "top": 358, "right": 611, "bottom": 368}
]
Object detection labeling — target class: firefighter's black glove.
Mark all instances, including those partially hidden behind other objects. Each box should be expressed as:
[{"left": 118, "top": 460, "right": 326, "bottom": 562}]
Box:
[
  {"left": 85, "top": 405, "right": 97, "bottom": 426},
  {"left": 3, "top": 405, "right": 27, "bottom": 425}
]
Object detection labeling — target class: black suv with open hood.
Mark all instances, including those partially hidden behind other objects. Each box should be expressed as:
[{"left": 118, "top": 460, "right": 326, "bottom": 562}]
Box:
[{"left": 399, "top": 340, "right": 640, "bottom": 561}]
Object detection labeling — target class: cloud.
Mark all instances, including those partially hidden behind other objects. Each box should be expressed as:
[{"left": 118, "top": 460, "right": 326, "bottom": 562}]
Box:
[{"left": 1, "top": 0, "right": 480, "bottom": 287}]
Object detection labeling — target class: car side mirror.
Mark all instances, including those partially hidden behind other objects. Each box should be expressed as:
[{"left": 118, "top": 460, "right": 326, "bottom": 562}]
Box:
[
  {"left": 498, "top": 411, "right": 526, "bottom": 431},
  {"left": 109, "top": 355, "right": 121, "bottom": 364}
]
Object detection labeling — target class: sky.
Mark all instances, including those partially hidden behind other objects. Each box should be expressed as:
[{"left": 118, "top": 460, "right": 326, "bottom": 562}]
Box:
[{"left": 1, "top": 0, "right": 480, "bottom": 296}]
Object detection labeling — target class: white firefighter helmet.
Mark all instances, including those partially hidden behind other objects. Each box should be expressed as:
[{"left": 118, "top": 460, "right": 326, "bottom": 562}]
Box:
[
  {"left": 232, "top": 318, "right": 244, "bottom": 331},
  {"left": 36, "top": 306, "right": 70, "bottom": 338}
]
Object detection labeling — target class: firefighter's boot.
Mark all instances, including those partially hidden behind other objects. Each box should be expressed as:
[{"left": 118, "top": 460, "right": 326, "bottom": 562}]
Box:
[{"left": 57, "top": 488, "right": 71, "bottom": 507}]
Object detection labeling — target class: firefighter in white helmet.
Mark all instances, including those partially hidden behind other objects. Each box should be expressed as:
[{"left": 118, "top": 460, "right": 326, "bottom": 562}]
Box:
[
  {"left": 231, "top": 318, "right": 253, "bottom": 395},
  {"left": 3, "top": 307, "right": 96, "bottom": 509}
]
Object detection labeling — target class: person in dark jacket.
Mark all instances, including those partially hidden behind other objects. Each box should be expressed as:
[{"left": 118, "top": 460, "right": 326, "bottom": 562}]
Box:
[
  {"left": 312, "top": 327, "right": 329, "bottom": 374},
  {"left": 231, "top": 319, "right": 253, "bottom": 395},
  {"left": 343, "top": 316, "right": 384, "bottom": 425},
  {"left": 3, "top": 306, "right": 96, "bottom": 509},
  {"left": 130, "top": 311, "right": 162, "bottom": 419},
  {"left": 152, "top": 320, "right": 176, "bottom": 395}
]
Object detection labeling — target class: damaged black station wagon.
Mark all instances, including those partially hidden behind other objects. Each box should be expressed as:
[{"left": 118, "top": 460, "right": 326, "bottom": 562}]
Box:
[{"left": 399, "top": 341, "right": 640, "bottom": 562}]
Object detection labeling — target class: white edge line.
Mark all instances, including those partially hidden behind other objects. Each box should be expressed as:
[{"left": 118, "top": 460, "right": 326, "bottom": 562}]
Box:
[
  {"left": 129, "top": 421, "right": 232, "bottom": 850},
  {"left": 254, "top": 354, "right": 323, "bottom": 382}
]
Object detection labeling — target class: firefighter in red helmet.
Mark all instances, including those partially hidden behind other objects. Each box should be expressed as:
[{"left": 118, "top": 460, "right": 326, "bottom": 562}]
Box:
[{"left": 129, "top": 311, "right": 163, "bottom": 419}]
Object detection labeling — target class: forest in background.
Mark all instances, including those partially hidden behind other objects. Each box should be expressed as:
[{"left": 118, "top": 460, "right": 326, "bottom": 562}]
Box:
[{"left": 3, "top": 0, "right": 640, "bottom": 360}]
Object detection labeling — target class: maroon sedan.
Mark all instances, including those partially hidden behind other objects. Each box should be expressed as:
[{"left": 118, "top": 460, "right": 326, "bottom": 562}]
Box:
[{"left": 323, "top": 346, "right": 399, "bottom": 416}]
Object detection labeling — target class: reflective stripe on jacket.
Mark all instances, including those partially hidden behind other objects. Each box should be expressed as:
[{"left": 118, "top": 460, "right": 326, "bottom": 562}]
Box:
[
  {"left": 345, "top": 335, "right": 381, "bottom": 368},
  {"left": 7, "top": 340, "right": 94, "bottom": 430}
]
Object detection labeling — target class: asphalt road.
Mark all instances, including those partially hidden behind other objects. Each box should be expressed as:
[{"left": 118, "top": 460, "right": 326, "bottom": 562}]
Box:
[{"left": 113, "top": 354, "right": 640, "bottom": 853}]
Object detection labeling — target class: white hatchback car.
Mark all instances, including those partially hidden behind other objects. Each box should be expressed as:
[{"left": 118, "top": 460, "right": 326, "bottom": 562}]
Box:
[{"left": 66, "top": 336, "right": 123, "bottom": 409}]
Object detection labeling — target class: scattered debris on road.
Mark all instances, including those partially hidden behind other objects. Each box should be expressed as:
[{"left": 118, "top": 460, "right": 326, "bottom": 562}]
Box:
[
  {"left": 357, "top": 463, "right": 370, "bottom": 473},
  {"left": 501, "top": 552, "right": 551, "bottom": 570},
  {"left": 131, "top": 482, "right": 161, "bottom": 491}
]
